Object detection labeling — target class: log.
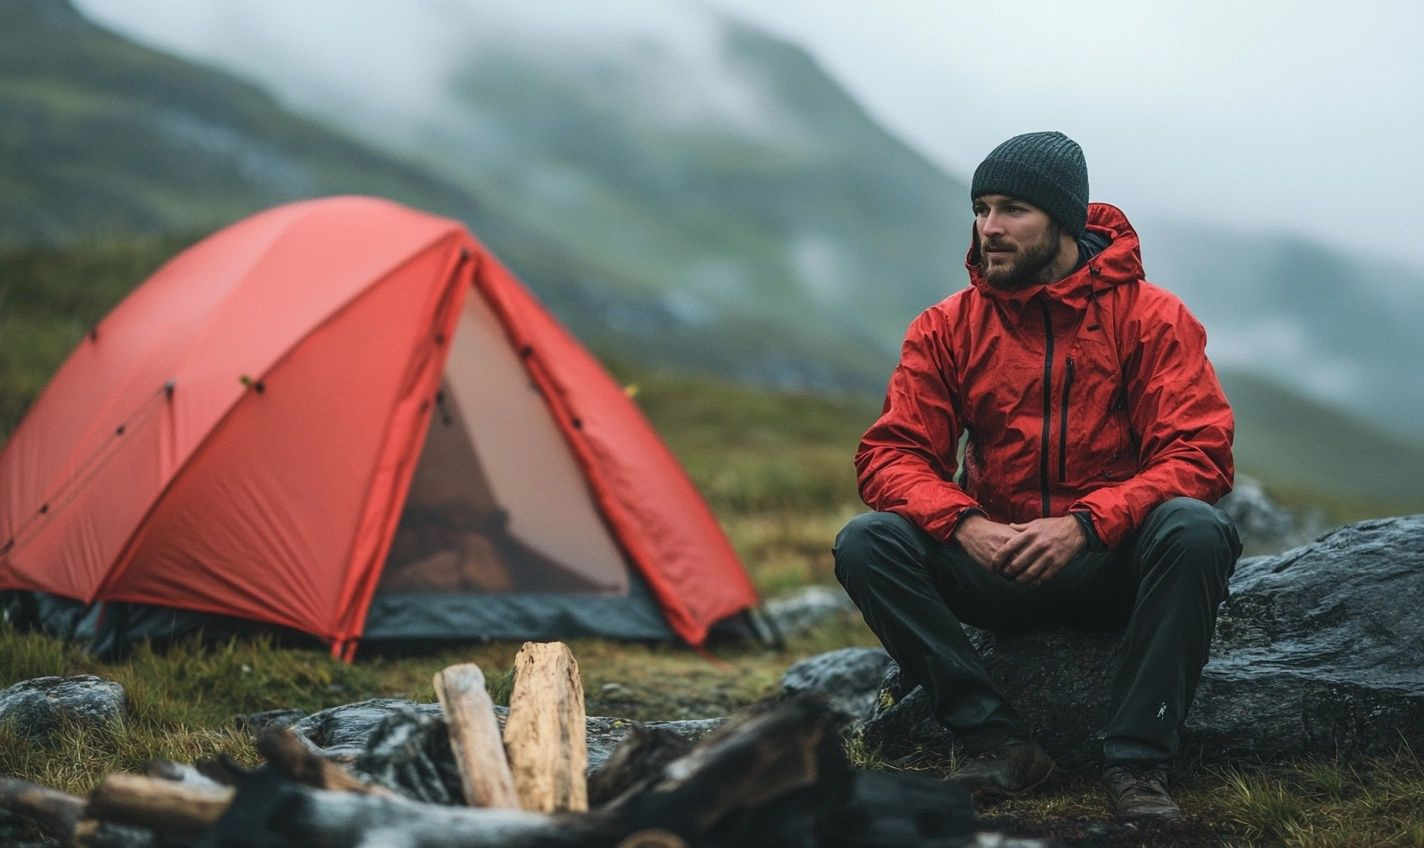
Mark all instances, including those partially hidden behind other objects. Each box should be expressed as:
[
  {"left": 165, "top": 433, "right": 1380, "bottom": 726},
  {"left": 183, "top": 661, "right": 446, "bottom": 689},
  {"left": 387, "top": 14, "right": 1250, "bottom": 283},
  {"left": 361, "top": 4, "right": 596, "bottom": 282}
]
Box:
[
  {"left": 503, "top": 641, "right": 588, "bottom": 813},
  {"left": 601, "top": 695, "right": 844, "bottom": 843},
  {"left": 616, "top": 830, "right": 689, "bottom": 848},
  {"left": 586, "top": 725, "right": 693, "bottom": 807},
  {"left": 254, "top": 726, "right": 395, "bottom": 796},
  {"left": 0, "top": 775, "right": 85, "bottom": 842},
  {"left": 71, "top": 818, "right": 156, "bottom": 848},
  {"left": 433, "top": 662, "right": 521, "bottom": 809},
  {"left": 86, "top": 773, "right": 233, "bottom": 839},
  {"left": 145, "top": 759, "right": 230, "bottom": 791},
  {"left": 207, "top": 781, "right": 600, "bottom": 848}
]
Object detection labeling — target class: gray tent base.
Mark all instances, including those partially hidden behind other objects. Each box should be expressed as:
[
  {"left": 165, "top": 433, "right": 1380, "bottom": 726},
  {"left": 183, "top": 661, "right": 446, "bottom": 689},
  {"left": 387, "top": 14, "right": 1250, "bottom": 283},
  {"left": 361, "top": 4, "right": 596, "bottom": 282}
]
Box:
[{"left": 1, "top": 573, "right": 767, "bottom": 658}]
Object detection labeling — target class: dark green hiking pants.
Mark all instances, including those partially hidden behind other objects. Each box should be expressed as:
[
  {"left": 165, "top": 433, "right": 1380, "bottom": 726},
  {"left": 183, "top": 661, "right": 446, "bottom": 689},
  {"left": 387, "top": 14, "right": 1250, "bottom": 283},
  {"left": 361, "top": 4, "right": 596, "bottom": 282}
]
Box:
[{"left": 833, "top": 498, "right": 1241, "bottom": 765}]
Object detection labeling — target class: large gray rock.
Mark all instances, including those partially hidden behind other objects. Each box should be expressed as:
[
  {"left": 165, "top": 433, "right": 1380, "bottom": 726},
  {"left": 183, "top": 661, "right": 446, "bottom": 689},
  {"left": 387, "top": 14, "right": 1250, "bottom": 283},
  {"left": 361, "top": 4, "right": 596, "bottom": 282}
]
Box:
[
  {"left": 762, "top": 585, "right": 862, "bottom": 640},
  {"left": 780, "top": 647, "right": 893, "bottom": 725},
  {"left": 1217, "top": 475, "right": 1323, "bottom": 555},
  {"left": 859, "top": 515, "right": 1424, "bottom": 769},
  {"left": 286, "top": 697, "right": 725, "bottom": 785},
  {"left": 0, "top": 675, "right": 125, "bottom": 742}
]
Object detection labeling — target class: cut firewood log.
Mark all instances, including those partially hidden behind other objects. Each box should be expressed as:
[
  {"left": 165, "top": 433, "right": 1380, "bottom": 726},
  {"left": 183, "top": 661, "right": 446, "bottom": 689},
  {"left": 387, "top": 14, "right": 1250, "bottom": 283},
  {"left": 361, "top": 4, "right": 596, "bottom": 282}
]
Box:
[
  {"left": 587, "top": 724, "right": 694, "bottom": 807},
  {"left": 86, "top": 773, "right": 233, "bottom": 840},
  {"left": 201, "top": 781, "right": 601, "bottom": 848},
  {"left": 615, "top": 829, "right": 689, "bottom": 848},
  {"left": 145, "top": 759, "right": 230, "bottom": 791},
  {"left": 0, "top": 775, "right": 85, "bottom": 843},
  {"left": 503, "top": 641, "right": 589, "bottom": 813},
  {"left": 434, "top": 662, "right": 521, "bottom": 809},
  {"left": 254, "top": 725, "right": 395, "bottom": 796},
  {"left": 601, "top": 695, "right": 843, "bottom": 841}
]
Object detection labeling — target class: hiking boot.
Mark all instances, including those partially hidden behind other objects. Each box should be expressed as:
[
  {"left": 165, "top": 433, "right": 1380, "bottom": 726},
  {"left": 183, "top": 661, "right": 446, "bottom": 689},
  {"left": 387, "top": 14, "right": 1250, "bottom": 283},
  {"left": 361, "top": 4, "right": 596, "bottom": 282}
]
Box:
[
  {"left": 1103, "top": 764, "right": 1184, "bottom": 822},
  {"left": 949, "top": 740, "right": 1054, "bottom": 799}
]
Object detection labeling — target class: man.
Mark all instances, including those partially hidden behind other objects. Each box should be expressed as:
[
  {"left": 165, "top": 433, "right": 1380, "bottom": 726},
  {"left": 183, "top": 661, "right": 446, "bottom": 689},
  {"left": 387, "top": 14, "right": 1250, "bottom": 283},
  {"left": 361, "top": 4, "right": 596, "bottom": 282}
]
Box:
[{"left": 834, "top": 131, "right": 1241, "bottom": 821}]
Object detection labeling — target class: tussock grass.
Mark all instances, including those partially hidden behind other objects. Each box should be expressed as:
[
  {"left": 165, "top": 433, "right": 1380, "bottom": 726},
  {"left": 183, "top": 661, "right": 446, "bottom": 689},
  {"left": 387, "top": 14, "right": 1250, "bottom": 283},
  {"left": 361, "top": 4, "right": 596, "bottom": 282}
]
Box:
[{"left": 1205, "top": 751, "right": 1424, "bottom": 847}]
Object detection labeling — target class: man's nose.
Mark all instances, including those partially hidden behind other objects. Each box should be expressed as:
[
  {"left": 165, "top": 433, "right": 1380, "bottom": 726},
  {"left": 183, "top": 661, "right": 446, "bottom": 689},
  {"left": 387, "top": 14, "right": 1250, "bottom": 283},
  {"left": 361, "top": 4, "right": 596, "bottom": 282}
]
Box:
[{"left": 980, "top": 211, "right": 1006, "bottom": 237}]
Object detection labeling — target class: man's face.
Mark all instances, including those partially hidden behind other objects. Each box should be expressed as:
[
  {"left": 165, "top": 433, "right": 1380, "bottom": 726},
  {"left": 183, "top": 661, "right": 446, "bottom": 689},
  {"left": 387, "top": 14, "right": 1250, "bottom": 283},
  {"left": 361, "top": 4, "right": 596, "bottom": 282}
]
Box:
[{"left": 973, "top": 194, "right": 1062, "bottom": 291}]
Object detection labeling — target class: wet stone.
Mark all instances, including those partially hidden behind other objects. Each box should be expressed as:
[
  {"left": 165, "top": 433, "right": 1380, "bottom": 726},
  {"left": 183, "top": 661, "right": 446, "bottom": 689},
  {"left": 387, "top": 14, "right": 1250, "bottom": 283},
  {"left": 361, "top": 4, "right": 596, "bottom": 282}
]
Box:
[
  {"left": 0, "top": 675, "right": 125, "bottom": 743},
  {"left": 779, "top": 647, "right": 893, "bottom": 725}
]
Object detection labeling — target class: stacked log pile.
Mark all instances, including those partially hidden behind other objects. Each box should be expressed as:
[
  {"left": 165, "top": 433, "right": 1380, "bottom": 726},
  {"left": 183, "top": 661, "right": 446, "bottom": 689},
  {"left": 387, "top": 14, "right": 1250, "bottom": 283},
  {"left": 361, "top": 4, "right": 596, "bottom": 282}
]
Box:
[{"left": 0, "top": 642, "right": 985, "bottom": 848}]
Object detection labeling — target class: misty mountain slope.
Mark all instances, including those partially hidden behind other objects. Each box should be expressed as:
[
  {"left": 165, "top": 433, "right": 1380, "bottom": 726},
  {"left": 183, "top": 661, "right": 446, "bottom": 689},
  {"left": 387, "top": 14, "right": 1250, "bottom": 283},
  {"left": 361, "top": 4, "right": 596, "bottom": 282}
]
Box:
[
  {"left": 1221, "top": 369, "right": 1424, "bottom": 508},
  {"left": 1138, "top": 215, "right": 1424, "bottom": 440},
  {"left": 428, "top": 17, "right": 969, "bottom": 341},
  {"left": 1, "top": 0, "right": 887, "bottom": 389},
  {"left": 73, "top": 0, "right": 972, "bottom": 383},
  {"left": 0, "top": 0, "right": 491, "bottom": 245},
  {"left": 17, "top": 0, "right": 1423, "bottom": 509}
]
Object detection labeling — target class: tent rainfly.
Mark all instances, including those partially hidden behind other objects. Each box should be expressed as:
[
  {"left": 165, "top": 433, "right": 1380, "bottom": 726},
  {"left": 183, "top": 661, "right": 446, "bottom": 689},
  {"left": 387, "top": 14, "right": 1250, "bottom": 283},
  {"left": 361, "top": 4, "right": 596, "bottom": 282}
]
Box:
[{"left": 0, "top": 197, "right": 759, "bottom": 659}]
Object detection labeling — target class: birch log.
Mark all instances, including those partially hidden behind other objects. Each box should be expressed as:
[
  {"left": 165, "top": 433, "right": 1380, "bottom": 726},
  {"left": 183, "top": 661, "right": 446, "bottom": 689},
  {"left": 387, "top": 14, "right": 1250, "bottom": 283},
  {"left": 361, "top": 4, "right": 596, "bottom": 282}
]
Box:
[
  {"left": 433, "top": 662, "right": 521, "bottom": 808},
  {"left": 503, "top": 641, "right": 589, "bottom": 812}
]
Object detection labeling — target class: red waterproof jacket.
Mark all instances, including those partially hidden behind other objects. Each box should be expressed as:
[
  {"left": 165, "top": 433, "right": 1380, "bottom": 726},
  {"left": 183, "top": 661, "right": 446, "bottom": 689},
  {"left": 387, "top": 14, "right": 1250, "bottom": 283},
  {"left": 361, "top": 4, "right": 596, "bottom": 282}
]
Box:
[{"left": 856, "top": 203, "right": 1234, "bottom": 550}]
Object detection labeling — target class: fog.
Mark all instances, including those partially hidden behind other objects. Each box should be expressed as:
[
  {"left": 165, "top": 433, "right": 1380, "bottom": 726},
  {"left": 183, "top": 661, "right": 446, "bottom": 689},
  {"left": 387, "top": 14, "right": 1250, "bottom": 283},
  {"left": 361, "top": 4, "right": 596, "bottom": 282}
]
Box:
[
  {"left": 76, "top": 0, "right": 1424, "bottom": 272},
  {"left": 715, "top": 0, "right": 1424, "bottom": 272}
]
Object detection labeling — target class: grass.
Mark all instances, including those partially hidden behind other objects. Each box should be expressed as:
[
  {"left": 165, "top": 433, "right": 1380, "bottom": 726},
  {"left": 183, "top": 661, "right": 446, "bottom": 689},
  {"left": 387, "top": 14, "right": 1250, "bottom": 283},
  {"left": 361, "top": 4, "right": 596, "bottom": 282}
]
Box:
[{"left": 843, "top": 743, "right": 1424, "bottom": 847}]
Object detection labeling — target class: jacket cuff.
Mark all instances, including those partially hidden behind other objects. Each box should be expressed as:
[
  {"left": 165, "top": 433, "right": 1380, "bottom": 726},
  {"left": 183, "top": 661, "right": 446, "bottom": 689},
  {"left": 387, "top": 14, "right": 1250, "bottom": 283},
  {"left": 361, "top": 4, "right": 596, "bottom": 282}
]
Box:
[
  {"left": 1071, "top": 510, "right": 1105, "bottom": 552},
  {"left": 949, "top": 508, "right": 987, "bottom": 540}
]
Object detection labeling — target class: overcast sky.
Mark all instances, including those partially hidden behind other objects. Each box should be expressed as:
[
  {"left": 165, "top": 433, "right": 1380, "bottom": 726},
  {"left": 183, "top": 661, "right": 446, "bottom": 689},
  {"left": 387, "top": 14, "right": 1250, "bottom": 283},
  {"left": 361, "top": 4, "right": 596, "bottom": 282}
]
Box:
[
  {"left": 712, "top": 0, "right": 1424, "bottom": 269},
  {"left": 76, "top": 0, "right": 1424, "bottom": 268}
]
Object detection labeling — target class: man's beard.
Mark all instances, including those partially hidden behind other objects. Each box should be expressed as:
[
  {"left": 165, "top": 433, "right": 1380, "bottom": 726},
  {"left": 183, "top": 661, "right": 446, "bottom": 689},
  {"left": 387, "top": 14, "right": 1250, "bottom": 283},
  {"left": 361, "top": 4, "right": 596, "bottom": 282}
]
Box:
[{"left": 980, "top": 225, "right": 1061, "bottom": 291}]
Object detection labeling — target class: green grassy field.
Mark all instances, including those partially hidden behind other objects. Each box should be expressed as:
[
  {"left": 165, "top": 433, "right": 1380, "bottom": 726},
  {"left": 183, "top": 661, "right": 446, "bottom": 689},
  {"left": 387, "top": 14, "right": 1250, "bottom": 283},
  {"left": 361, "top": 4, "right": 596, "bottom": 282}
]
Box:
[{"left": 3, "top": 236, "right": 1423, "bottom": 846}]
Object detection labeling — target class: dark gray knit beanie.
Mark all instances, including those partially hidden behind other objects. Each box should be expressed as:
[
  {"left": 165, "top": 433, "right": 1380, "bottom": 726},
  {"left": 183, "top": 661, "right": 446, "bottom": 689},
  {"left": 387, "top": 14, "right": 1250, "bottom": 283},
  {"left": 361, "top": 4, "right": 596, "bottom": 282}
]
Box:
[{"left": 971, "top": 131, "right": 1089, "bottom": 236}]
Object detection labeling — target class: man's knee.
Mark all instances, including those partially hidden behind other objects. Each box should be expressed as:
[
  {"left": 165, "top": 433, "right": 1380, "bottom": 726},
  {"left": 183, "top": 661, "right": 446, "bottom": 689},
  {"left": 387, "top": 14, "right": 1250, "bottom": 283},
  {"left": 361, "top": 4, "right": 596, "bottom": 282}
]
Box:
[
  {"left": 833, "top": 511, "right": 923, "bottom": 586},
  {"left": 1140, "top": 497, "right": 1242, "bottom": 572},
  {"left": 1152, "top": 497, "right": 1240, "bottom": 546}
]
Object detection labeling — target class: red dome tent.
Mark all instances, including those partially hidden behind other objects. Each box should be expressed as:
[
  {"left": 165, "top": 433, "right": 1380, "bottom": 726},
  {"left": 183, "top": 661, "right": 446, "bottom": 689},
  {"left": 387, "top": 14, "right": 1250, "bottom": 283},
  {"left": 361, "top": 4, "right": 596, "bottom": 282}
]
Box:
[{"left": 0, "top": 197, "right": 758, "bottom": 658}]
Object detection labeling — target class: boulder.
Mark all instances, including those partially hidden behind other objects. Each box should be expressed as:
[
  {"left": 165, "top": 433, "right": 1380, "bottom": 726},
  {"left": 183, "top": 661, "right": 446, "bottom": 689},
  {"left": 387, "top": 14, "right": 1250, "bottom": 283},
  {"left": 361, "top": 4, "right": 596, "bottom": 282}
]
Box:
[
  {"left": 780, "top": 647, "right": 893, "bottom": 725},
  {"left": 1217, "top": 475, "right": 1323, "bottom": 555},
  {"left": 857, "top": 515, "right": 1424, "bottom": 769},
  {"left": 289, "top": 698, "right": 443, "bottom": 761},
  {"left": 762, "top": 585, "right": 861, "bottom": 640},
  {"left": 286, "top": 697, "right": 726, "bottom": 788},
  {"left": 0, "top": 675, "right": 125, "bottom": 742}
]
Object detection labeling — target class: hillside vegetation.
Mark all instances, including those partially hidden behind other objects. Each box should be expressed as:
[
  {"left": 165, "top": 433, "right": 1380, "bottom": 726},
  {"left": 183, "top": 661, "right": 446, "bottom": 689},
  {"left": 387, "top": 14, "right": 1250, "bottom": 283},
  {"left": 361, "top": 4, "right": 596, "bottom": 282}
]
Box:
[
  {"left": 0, "top": 0, "right": 482, "bottom": 245},
  {"left": 5, "top": 235, "right": 1423, "bottom": 523}
]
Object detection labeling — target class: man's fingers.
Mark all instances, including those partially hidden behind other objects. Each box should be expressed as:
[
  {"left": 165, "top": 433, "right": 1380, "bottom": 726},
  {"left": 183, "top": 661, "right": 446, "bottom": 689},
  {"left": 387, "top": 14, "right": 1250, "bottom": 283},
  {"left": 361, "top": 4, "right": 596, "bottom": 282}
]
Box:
[
  {"left": 1010, "top": 547, "right": 1049, "bottom": 582},
  {"left": 991, "top": 532, "right": 1032, "bottom": 572},
  {"left": 1000, "top": 535, "right": 1050, "bottom": 577},
  {"left": 1018, "top": 549, "right": 1071, "bottom": 585}
]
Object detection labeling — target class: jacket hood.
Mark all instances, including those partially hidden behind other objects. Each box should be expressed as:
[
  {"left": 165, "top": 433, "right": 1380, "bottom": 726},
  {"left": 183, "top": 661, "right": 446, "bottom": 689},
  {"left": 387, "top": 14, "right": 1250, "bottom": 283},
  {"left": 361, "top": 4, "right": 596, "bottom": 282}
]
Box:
[{"left": 964, "top": 202, "right": 1145, "bottom": 310}]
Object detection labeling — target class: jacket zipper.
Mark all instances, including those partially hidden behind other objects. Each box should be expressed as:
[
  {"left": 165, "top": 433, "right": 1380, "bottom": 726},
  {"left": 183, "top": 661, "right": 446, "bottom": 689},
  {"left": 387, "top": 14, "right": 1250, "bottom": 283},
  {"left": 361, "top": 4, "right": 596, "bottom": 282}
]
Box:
[
  {"left": 1059, "top": 356, "right": 1075, "bottom": 482},
  {"left": 1037, "top": 300, "right": 1054, "bottom": 518}
]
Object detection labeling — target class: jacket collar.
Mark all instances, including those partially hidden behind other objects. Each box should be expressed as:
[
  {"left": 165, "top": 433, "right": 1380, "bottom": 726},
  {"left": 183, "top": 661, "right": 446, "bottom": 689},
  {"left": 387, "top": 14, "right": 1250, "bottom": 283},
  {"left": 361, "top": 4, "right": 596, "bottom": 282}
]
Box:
[{"left": 964, "top": 203, "right": 1145, "bottom": 312}]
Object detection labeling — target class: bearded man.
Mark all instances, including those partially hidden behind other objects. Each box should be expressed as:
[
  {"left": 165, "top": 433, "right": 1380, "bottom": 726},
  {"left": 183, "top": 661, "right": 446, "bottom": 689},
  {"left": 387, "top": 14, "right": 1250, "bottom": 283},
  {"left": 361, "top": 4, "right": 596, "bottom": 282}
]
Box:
[{"left": 834, "top": 131, "right": 1240, "bottom": 821}]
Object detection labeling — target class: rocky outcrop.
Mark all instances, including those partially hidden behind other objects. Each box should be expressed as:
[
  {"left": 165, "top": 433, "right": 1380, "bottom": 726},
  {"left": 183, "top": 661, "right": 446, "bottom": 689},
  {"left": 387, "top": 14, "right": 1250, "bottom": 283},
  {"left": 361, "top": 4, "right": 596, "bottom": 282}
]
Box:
[
  {"left": 837, "top": 515, "right": 1424, "bottom": 768},
  {"left": 1216, "top": 475, "right": 1323, "bottom": 555},
  {"left": 284, "top": 697, "right": 725, "bottom": 784},
  {"left": 762, "top": 585, "right": 862, "bottom": 640},
  {"left": 0, "top": 675, "right": 125, "bottom": 743},
  {"left": 781, "top": 647, "right": 893, "bottom": 725}
]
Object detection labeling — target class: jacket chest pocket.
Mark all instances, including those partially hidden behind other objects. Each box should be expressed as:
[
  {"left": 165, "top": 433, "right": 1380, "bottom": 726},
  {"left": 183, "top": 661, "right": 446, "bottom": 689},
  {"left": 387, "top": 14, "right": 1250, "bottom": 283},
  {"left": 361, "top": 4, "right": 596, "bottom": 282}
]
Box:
[{"left": 1062, "top": 347, "right": 1136, "bottom": 483}]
